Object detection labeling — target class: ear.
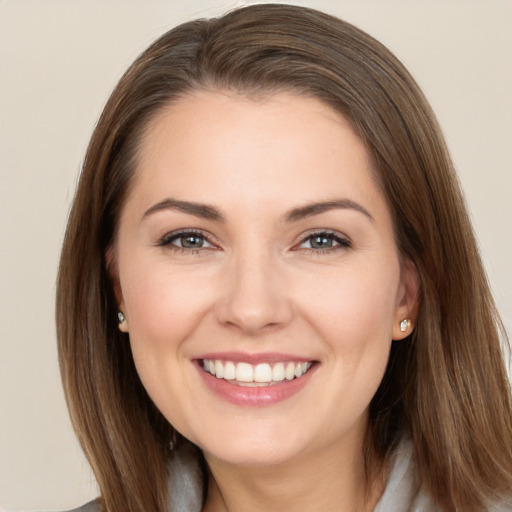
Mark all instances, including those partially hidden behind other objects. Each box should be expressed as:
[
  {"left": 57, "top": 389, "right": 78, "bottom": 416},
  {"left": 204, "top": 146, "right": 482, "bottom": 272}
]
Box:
[
  {"left": 106, "top": 245, "right": 129, "bottom": 333},
  {"left": 392, "top": 259, "right": 420, "bottom": 340}
]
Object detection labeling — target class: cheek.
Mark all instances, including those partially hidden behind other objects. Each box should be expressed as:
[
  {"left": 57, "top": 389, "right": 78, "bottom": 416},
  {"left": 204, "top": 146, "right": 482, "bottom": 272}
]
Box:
[
  {"left": 119, "top": 264, "right": 220, "bottom": 413},
  {"left": 119, "top": 263, "right": 217, "bottom": 425},
  {"left": 301, "top": 267, "right": 398, "bottom": 422},
  {"left": 296, "top": 260, "right": 399, "bottom": 393},
  {"left": 296, "top": 260, "right": 400, "bottom": 345},
  {"left": 122, "top": 262, "right": 215, "bottom": 346}
]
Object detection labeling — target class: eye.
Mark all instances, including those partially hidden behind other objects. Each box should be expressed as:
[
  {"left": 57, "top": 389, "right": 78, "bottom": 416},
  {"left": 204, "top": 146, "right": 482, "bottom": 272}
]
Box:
[
  {"left": 158, "top": 230, "right": 215, "bottom": 251},
  {"left": 297, "top": 231, "right": 351, "bottom": 252}
]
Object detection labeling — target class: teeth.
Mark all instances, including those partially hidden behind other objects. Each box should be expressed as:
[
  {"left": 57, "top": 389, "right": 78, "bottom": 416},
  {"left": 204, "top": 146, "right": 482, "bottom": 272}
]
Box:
[
  {"left": 236, "top": 362, "right": 253, "bottom": 382},
  {"left": 272, "top": 362, "right": 285, "bottom": 381},
  {"left": 224, "top": 361, "right": 236, "bottom": 380},
  {"left": 201, "top": 359, "right": 313, "bottom": 384},
  {"left": 254, "top": 363, "right": 272, "bottom": 383},
  {"left": 214, "top": 360, "right": 224, "bottom": 379},
  {"left": 285, "top": 362, "right": 295, "bottom": 380}
]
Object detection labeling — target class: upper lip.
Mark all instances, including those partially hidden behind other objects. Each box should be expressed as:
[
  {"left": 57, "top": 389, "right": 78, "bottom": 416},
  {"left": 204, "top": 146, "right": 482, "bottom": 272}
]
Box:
[{"left": 195, "top": 352, "right": 315, "bottom": 364}]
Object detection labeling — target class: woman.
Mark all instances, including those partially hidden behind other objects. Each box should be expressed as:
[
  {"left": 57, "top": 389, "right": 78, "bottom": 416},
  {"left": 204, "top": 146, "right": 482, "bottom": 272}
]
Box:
[{"left": 56, "top": 4, "right": 512, "bottom": 511}]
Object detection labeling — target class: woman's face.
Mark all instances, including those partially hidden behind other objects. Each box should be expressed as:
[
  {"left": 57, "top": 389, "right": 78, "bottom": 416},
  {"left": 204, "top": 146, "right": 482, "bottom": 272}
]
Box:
[{"left": 113, "top": 90, "right": 417, "bottom": 467}]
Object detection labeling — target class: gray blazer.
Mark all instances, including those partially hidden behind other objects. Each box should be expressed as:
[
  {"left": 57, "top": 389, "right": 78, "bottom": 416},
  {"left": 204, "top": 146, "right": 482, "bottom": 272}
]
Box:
[
  {"left": 67, "top": 502, "right": 100, "bottom": 512},
  {"left": 63, "top": 439, "right": 511, "bottom": 512},
  {"left": 64, "top": 442, "right": 203, "bottom": 512}
]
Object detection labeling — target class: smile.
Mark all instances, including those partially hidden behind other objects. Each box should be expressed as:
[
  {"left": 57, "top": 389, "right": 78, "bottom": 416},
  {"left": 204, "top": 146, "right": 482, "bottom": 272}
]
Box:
[
  {"left": 195, "top": 353, "right": 318, "bottom": 406},
  {"left": 201, "top": 359, "right": 313, "bottom": 387}
]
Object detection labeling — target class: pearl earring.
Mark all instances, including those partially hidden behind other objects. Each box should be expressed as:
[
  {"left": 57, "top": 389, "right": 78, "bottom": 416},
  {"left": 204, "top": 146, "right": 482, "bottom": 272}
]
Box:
[
  {"left": 400, "top": 319, "right": 410, "bottom": 332},
  {"left": 118, "top": 311, "right": 126, "bottom": 324}
]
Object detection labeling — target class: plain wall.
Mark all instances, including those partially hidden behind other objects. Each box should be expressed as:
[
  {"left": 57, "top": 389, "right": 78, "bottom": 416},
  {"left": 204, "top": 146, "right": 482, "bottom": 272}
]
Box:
[{"left": 1, "top": 0, "right": 511, "bottom": 510}]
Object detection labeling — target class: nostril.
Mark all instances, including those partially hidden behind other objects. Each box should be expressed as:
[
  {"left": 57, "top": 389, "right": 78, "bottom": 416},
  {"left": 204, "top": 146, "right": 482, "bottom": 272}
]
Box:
[{"left": 215, "top": 293, "right": 293, "bottom": 334}]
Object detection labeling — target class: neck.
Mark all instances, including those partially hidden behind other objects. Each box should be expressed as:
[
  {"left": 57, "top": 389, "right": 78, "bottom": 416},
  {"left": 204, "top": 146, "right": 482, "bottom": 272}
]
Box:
[{"left": 201, "top": 435, "right": 384, "bottom": 512}]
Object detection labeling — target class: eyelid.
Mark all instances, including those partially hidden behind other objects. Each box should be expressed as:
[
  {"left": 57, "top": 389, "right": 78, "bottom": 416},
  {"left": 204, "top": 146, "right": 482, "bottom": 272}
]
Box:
[
  {"left": 155, "top": 228, "right": 350, "bottom": 254},
  {"left": 293, "top": 229, "right": 352, "bottom": 251},
  {"left": 157, "top": 228, "right": 219, "bottom": 250}
]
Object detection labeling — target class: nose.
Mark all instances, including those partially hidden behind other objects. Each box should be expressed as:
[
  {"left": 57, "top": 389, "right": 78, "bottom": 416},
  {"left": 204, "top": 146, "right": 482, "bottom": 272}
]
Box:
[{"left": 214, "top": 249, "right": 294, "bottom": 335}]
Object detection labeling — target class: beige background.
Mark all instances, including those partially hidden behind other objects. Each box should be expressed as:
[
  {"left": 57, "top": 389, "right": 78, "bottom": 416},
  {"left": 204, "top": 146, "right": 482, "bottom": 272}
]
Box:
[{"left": 1, "top": 0, "right": 511, "bottom": 510}]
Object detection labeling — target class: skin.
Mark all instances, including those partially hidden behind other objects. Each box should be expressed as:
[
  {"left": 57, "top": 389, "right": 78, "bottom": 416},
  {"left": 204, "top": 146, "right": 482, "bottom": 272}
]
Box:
[{"left": 112, "top": 90, "right": 418, "bottom": 512}]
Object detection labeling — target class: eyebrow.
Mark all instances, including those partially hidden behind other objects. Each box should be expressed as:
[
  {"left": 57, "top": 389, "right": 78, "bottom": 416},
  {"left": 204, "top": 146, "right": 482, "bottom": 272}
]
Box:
[
  {"left": 142, "top": 197, "right": 374, "bottom": 224},
  {"left": 142, "top": 198, "right": 226, "bottom": 222},
  {"left": 283, "top": 199, "right": 374, "bottom": 223}
]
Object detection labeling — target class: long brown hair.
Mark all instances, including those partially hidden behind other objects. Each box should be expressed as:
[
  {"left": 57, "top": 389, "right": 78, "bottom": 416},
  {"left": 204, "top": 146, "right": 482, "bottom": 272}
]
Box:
[{"left": 56, "top": 4, "right": 512, "bottom": 511}]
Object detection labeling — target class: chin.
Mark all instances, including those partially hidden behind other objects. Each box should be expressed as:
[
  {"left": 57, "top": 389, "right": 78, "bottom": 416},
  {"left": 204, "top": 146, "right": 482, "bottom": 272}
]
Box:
[
  {"left": 205, "top": 443, "right": 298, "bottom": 468},
  {"left": 194, "top": 425, "right": 309, "bottom": 468}
]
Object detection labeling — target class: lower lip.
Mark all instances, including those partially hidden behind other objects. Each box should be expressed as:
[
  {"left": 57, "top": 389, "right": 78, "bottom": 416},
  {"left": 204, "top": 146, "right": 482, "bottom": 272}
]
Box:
[{"left": 195, "top": 362, "right": 316, "bottom": 407}]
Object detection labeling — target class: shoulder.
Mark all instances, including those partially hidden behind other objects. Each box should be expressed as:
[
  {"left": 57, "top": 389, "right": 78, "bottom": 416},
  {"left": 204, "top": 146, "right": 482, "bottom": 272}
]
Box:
[
  {"left": 492, "top": 496, "right": 512, "bottom": 511},
  {"left": 374, "top": 440, "right": 512, "bottom": 512},
  {"left": 60, "top": 499, "right": 100, "bottom": 512}
]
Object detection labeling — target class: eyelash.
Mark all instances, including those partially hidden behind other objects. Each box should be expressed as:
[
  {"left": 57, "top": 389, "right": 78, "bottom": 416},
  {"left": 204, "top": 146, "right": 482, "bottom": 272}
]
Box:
[
  {"left": 157, "top": 229, "right": 216, "bottom": 254},
  {"left": 295, "top": 230, "right": 352, "bottom": 254},
  {"left": 157, "top": 229, "right": 351, "bottom": 255}
]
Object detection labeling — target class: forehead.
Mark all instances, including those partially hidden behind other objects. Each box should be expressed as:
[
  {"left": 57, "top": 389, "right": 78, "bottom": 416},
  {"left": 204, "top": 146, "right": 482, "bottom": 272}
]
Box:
[
  {"left": 124, "top": 89, "right": 386, "bottom": 221},
  {"left": 141, "top": 89, "right": 353, "bottom": 150}
]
